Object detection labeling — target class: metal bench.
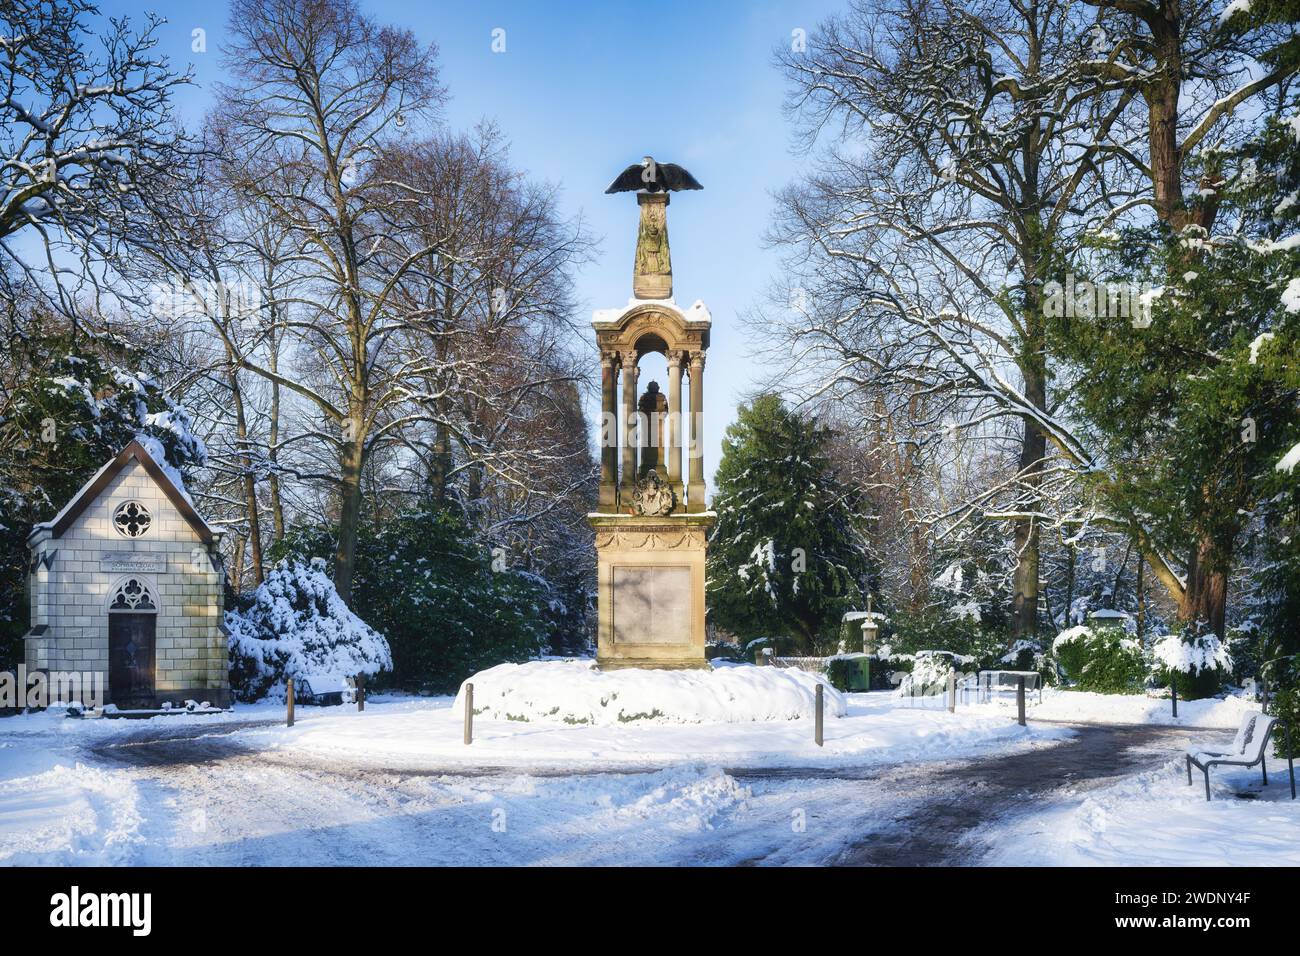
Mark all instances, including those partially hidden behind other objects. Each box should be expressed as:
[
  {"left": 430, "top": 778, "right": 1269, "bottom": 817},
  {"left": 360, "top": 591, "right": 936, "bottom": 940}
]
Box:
[{"left": 1185, "top": 712, "right": 1296, "bottom": 802}]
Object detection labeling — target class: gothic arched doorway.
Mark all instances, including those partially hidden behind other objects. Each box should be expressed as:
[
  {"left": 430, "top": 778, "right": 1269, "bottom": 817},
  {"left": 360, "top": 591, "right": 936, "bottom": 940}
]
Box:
[{"left": 107, "top": 577, "right": 158, "bottom": 707}]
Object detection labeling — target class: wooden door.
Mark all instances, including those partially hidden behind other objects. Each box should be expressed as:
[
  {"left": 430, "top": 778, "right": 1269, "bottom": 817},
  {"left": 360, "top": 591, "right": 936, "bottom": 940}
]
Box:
[{"left": 108, "top": 613, "right": 156, "bottom": 707}]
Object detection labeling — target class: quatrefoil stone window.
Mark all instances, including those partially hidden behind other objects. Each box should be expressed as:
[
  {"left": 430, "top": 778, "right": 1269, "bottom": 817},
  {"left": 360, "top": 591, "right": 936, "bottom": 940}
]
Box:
[{"left": 112, "top": 501, "right": 152, "bottom": 538}]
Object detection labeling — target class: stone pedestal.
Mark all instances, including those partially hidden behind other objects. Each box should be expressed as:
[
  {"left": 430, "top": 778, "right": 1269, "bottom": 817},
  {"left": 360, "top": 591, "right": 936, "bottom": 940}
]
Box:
[{"left": 590, "top": 513, "right": 715, "bottom": 669}]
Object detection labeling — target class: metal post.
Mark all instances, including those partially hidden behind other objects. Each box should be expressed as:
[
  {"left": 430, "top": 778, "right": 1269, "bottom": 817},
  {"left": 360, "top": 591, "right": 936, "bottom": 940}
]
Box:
[
  {"left": 947, "top": 669, "right": 956, "bottom": 713},
  {"left": 1286, "top": 722, "right": 1296, "bottom": 800},
  {"left": 1171, "top": 680, "right": 1178, "bottom": 719},
  {"left": 357, "top": 673, "right": 365, "bottom": 712},
  {"left": 286, "top": 677, "right": 295, "bottom": 727},
  {"left": 815, "top": 684, "right": 824, "bottom": 747},
  {"left": 463, "top": 682, "right": 474, "bottom": 745},
  {"left": 1016, "top": 676, "right": 1025, "bottom": 727}
]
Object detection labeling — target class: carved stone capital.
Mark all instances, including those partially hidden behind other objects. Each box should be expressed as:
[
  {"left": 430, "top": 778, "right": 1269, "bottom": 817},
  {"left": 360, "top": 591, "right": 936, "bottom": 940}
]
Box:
[
  {"left": 688, "top": 351, "right": 706, "bottom": 371},
  {"left": 666, "top": 349, "right": 688, "bottom": 368}
]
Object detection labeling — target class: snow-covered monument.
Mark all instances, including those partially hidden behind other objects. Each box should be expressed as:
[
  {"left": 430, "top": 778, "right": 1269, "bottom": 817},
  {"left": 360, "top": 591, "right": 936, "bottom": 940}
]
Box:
[
  {"left": 589, "top": 157, "right": 715, "bottom": 669},
  {"left": 24, "top": 440, "right": 230, "bottom": 708}
]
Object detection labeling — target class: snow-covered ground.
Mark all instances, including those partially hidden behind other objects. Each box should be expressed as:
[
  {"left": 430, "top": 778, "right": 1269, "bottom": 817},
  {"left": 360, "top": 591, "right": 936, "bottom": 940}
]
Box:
[
  {"left": 249, "top": 689, "right": 1064, "bottom": 770},
  {"left": 0, "top": 692, "right": 1064, "bottom": 866},
  {"left": 976, "top": 755, "right": 1300, "bottom": 866},
  {"left": 970, "top": 686, "right": 1255, "bottom": 728},
  {"left": 3, "top": 683, "right": 1288, "bottom": 867}
]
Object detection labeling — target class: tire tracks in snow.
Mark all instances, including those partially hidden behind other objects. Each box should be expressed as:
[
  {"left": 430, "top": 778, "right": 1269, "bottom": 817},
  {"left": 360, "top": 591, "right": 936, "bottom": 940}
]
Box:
[{"left": 80, "top": 720, "right": 1221, "bottom": 866}]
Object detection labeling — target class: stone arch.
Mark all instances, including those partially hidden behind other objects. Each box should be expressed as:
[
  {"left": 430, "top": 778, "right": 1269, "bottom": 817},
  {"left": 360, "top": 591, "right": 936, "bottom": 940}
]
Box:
[
  {"left": 633, "top": 330, "right": 669, "bottom": 359},
  {"left": 592, "top": 299, "right": 710, "bottom": 512},
  {"left": 106, "top": 575, "right": 159, "bottom": 613}
]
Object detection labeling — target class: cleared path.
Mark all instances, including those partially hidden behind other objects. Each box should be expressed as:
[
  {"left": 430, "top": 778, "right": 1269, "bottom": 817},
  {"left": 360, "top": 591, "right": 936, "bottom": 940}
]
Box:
[{"left": 69, "top": 718, "right": 1219, "bottom": 866}]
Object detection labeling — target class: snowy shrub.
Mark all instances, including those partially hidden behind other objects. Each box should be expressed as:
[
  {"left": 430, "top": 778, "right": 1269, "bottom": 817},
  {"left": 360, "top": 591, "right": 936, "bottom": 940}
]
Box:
[
  {"left": 1152, "top": 631, "right": 1231, "bottom": 700},
  {"left": 896, "top": 650, "right": 972, "bottom": 696},
  {"left": 998, "top": 639, "right": 1053, "bottom": 683},
  {"left": 871, "top": 644, "right": 912, "bottom": 689},
  {"left": 1264, "top": 655, "right": 1300, "bottom": 759},
  {"left": 1051, "top": 626, "right": 1146, "bottom": 694},
  {"left": 226, "top": 559, "right": 392, "bottom": 702},
  {"left": 883, "top": 607, "right": 1006, "bottom": 669},
  {"left": 705, "top": 633, "right": 743, "bottom": 661}
]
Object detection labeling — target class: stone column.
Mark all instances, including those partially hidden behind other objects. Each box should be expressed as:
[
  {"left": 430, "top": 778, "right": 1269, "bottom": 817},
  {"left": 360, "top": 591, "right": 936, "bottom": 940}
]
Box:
[
  {"left": 634, "top": 193, "right": 672, "bottom": 299},
  {"left": 687, "top": 352, "right": 706, "bottom": 512},
  {"left": 599, "top": 351, "right": 618, "bottom": 510},
  {"left": 619, "top": 351, "right": 639, "bottom": 506},
  {"left": 666, "top": 350, "right": 684, "bottom": 503}
]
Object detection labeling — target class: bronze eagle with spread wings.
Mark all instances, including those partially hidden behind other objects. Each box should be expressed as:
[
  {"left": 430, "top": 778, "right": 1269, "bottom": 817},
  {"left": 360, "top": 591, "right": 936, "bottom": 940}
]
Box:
[{"left": 605, "top": 156, "right": 703, "bottom": 194}]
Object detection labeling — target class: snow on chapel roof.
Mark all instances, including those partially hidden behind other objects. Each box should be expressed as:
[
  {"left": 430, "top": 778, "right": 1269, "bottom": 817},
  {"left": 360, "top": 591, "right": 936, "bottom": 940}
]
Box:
[{"left": 29, "top": 438, "right": 215, "bottom": 545}]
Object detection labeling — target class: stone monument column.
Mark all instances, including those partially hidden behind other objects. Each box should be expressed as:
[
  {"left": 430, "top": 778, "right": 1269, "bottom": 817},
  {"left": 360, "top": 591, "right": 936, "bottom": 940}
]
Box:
[
  {"left": 666, "top": 350, "right": 684, "bottom": 502},
  {"left": 619, "top": 350, "right": 639, "bottom": 505},
  {"left": 634, "top": 193, "right": 672, "bottom": 299},
  {"left": 591, "top": 155, "right": 712, "bottom": 669},
  {"left": 599, "top": 351, "right": 618, "bottom": 510},
  {"left": 687, "top": 352, "right": 706, "bottom": 512}
]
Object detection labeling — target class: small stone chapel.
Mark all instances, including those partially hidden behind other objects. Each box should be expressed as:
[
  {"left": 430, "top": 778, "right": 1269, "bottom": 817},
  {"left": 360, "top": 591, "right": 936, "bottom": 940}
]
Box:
[{"left": 24, "top": 439, "right": 230, "bottom": 709}]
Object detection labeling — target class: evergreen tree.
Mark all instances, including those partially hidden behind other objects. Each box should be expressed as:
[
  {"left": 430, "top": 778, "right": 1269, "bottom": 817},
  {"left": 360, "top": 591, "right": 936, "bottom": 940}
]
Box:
[
  {"left": 269, "top": 508, "right": 550, "bottom": 692},
  {"left": 707, "top": 394, "right": 872, "bottom": 652},
  {"left": 1050, "top": 102, "right": 1300, "bottom": 641}
]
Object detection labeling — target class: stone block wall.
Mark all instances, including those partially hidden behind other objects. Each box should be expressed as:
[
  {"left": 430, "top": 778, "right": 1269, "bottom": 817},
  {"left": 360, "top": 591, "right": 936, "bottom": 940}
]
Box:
[{"left": 26, "top": 457, "right": 229, "bottom": 707}]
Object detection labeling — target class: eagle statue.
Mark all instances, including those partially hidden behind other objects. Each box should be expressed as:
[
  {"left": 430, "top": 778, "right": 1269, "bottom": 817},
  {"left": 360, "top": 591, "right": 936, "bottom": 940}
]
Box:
[{"left": 605, "top": 156, "right": 703, "bottom": 194}]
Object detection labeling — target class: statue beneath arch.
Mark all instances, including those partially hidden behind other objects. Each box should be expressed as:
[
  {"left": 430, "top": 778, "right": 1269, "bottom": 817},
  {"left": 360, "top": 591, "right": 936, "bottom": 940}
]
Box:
[{"left": 589, "top": 159, "right": 715, "bottom": 669}]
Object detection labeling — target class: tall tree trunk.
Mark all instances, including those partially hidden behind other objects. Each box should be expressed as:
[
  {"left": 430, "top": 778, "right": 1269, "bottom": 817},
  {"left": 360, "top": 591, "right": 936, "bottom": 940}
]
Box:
[
  {"left": 334, "top": 419, "right": 365, "bottom": 605},
  {"left": 231, "top": 535, "right": 246, "bottom": 594},
  {"left": 430, "top": 417, "right": 451, "bottom": 504},
  {"left": 1143, "top": 1, "right": 1232, "bottom": 633},
  {"left": 1064, "top": 538, "right": 1076, "bottom": 625},
  {"left": 225, "top": 356, "right": 263, "bottom": 585},
  {"left": 267, "top": 341, "right": 285, "bottom": 543},
  {"left": 1011, "top": 301, "right": 1048, "bottom": 640},
  {"left": 1136, "top": 555, "right": 1146, "bottom": 638},
  {"left": 1180, "top": 538, "right": 1228, "bottom": 637}
]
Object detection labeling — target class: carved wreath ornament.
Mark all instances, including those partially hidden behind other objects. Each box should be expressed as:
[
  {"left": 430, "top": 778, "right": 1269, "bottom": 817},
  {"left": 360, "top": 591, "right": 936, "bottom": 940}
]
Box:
[
  {"left": 595, "top": 529, "right": 703, "bottom": 550},
  {"left": 113, "top": 501, "right": 152, "bottom": 538},
  {"left": 631, "top": 469, "right": 676, "bottom": 517}
]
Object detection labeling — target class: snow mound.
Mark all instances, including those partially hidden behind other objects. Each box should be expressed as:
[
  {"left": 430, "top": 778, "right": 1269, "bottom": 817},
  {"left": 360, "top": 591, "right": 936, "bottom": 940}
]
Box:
[
  {"left": 997, "top": 687, "right": 1257, "bottom": 728},
  {"left": 454, "top": 660, "right": 847, "bottom": 725}
]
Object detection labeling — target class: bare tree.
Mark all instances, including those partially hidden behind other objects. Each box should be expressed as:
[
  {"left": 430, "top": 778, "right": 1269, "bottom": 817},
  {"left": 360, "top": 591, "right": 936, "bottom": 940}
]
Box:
[
  {"left": 770, "top": 0, "right": 1141, "bottom": 640},
  {"left": 209, "top": 0, "right": 445, "bottom": 602},
  {"left": 0, "top": 0, "right": 192, "bottom": 320}
]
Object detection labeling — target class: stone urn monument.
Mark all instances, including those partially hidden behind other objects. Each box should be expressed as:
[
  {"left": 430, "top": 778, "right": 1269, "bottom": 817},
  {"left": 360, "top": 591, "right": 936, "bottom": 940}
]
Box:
[{"left": 590, "top": 156, "right": 715, "bottom": 669}]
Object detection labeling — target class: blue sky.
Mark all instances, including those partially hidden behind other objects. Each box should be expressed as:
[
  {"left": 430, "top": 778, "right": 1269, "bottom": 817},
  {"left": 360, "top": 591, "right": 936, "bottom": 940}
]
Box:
[{"left": 101, "top": 0, "right": 844, "bottom": 489}]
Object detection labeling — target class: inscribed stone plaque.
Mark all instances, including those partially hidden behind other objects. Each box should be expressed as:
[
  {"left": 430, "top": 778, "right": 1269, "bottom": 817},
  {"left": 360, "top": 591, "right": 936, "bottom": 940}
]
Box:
[
  {"left": 612, "top": 566, "right": 691, "bottom": 645},
  {"left": 100, "top": 553, "right": 167, "bottom": 573}
]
